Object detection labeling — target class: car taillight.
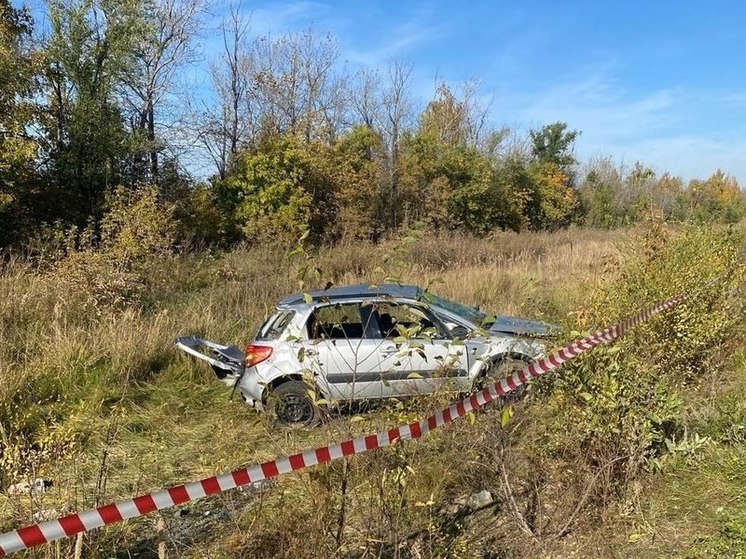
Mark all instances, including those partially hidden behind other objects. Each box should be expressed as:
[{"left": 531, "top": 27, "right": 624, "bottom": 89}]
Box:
[{"left": 245, "top": 344, "right": 273, "bottom": 367}]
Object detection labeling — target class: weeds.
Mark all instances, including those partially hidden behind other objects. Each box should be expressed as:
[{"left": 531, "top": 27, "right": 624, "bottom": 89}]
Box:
[{"left": 0, "top": 221, "right": 743, "bottom": 558}]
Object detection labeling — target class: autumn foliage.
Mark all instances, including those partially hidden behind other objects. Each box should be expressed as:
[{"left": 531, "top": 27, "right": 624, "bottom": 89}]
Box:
[{"left": 0, "top": 0, "right": 743, "bottom": 250}]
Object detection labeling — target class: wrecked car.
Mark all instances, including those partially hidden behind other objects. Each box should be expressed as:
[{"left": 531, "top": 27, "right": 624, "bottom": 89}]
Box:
[{"left": 176, "top": 283, "right": 558, "bottom": 427}]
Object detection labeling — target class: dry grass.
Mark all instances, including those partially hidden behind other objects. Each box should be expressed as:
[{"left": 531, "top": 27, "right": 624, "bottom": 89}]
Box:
[{"left": 0, "top": 224, "right": 742, "bottom": 558}]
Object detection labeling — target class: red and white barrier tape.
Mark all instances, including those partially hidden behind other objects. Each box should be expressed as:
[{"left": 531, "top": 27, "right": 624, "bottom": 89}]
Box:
[{"left": 0, "top": 295, "right": 683, "bottom": 556}]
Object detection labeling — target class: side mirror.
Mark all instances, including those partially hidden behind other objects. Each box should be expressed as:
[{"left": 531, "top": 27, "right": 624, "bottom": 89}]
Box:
[{"left": 445, "top": 322, "right": 469, "bottom": 339}]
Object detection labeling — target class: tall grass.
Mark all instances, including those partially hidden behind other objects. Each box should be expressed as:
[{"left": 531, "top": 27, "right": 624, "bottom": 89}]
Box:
[{"left": 0, "top": 223, "right": 743, "bottom": 558}]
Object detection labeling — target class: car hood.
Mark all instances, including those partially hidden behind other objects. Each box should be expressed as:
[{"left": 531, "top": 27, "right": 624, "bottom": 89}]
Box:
[{"left": 488, "top": 315, "right": 560, "bottom": 337}]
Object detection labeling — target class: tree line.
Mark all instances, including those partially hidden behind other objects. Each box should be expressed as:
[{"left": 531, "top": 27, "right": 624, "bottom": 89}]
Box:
[{"left": 1, "top": 0, "right": 744, "bottom": 250}]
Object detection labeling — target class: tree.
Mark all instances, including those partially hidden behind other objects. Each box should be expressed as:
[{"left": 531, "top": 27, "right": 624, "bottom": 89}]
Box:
[
  {"left": 0, "top": 0, "right": 36, "bottom": 245},
  {"left": 525, "top": 122, "right": 581, "bottom": 229},
  {"left": 418, "top": 84, "right": 469, "bottom": 147},
  {"left": 324, "top": 125, "right": 385, "bottom": 241},
  {"left": 684, "top": 170, "right": 744, "bottom": 223},
  {"left": 39, "top": 0, "right": 145, "bottom": 225},
  {"left": 121, "top": 0, "right": 204, "bottom": 185},
  {"left": 397, "top": 131, "right": 502, "bottom": 234},
  {"left": 197, "top": 24, "right": 348, "bottom": 180},
  {"left": 418, "top": 81, "right": 491, "bottom": 149},
  {"left": 216, "top": 127, "right": 389, "bottom": 245},
  {"left": 216, "top": 134, "right": 335, "bottom": 244},
  {"left": 350, "top": 67, "right": 382, "bottom": 130},
  {"left": 527, "top": 162, "right": 579, "bottom": 230},
  {"left": 616, "top": 162, "right": 656, "bottom": 223},
  {"left": 578, "top": 157, "right": 624, "bottom": 228},
  {"left": 393, "top": 133, "right": 445, "bottom": 229},
  {"left": 193, "top": 3, "right": 252, "bottom": 180},
  {"left": 651, "top": 172, "right": 683, "bottom": 220},
  {"left": 251, "top": 29, "right": 346, "bottom": 141},
  {"left": 375, "top": 61, "right": 414, "bottom": 229},
  {"left": 440, "top": 145, "right": 499, "bottom": 234},
  {"left": 530, "top": 122, "right": 579, "bottom": 169},
  {"left": 491, "top": 154, "right": 535, "bottom": 231}
]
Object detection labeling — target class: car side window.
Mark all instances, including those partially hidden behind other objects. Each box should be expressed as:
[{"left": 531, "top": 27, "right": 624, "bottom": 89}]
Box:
[
  {"left": 307, "top": 303, "right": 368, "bottom": 340},
  {"left": 371, "top": 302, "right": 449, "bottom": 340},
  {"left": 256, "top": 309, "right": 295, "bottom": 341}
]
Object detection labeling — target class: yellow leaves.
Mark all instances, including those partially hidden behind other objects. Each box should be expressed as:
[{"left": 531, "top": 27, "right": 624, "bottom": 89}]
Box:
[
  {"left": 702, "top": 170, "right": 742, "bottom": 206},
  {"left": 99, "top": 185, "right": 174, "bottom": 258},
  {"left": 0, "top": 191, "right": 13, "bottom": 210},
  {"left": 682, "top": 170, "right": 745, "bottom": 223},
  {"left": 500, "top": 405, "right": 514, "bottom": 428},
  {"left": 50, "top": 184, "right": 176, "bottom": 311},
  {"left": 0, "top": 130, "right": 36, "bottom": 185},
  {"left": 415, "top": 492, "right": 436, "bottom": 507},
  {"left": 530, "top": 161, "right": 578, "bottom": 228}
]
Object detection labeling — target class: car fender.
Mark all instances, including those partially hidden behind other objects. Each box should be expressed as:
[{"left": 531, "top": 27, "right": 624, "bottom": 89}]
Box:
[
  {"left": 252, "top": 348, "right": 330, "bottom": 402},
  {"left": 469, "top": 336, "right": 543, "bottom": 379}
]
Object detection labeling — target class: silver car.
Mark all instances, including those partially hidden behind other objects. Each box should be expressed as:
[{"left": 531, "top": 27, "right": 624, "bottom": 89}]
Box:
[{"left": 177, "top": 283, "right": 557, "bottom": 427}]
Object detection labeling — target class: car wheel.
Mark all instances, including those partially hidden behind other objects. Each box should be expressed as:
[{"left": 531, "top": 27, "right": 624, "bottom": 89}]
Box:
[
  {"left": 476, "top": 357, "right": 531, "bottom": 403},
  {"left": 270, "top": 380, "right": 322, "bottom": 428}
]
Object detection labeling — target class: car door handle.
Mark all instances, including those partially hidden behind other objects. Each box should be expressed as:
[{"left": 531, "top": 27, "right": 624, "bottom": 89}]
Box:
[{"left": 381, "top": 347, "right": 397, "bottom": 357}]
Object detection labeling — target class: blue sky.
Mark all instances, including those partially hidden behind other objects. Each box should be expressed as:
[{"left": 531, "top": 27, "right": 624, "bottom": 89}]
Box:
[
  {"left": 226, "top": 0, "right": 746, "bottom": 184},
  {"left": 20, "top": 0, "right": 746, "bottom": 184}
]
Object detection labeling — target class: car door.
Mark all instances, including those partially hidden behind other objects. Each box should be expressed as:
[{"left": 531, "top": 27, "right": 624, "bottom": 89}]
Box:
[
  {"left": 372, "top": 301, "right": 471, "bottom": 396},
  {"left": 301, "top": 301, "right": 398, "bottom": 401}
]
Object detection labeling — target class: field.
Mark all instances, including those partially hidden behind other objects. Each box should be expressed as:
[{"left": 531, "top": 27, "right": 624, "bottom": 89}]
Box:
[{"left": 0, "top": 223, "right": 744, "bottom": 558}]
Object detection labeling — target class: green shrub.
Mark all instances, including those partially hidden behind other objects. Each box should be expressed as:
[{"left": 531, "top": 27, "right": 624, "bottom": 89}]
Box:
[
  {"left": 684, "top": 509, "right": 746, "bottom": 559},
  {"left": 533, "top": 220, "right": 745, "bottom": 501},
  {"left": 56, "top": 184, "right": 176, "bottom": 310}
]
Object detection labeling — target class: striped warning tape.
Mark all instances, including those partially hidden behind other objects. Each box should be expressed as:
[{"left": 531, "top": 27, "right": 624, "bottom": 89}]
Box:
[{"left": 0, "top": 295, "right": 683, "bottom": 556}]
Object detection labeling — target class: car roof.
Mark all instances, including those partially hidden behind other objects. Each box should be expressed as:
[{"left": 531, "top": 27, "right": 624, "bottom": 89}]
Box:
[{"left": 279, "top": 283, "right": 423, "bottom": 306}]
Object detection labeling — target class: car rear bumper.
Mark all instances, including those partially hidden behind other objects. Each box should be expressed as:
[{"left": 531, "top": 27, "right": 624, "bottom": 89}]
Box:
[{"left": 237, "top": 368, "right": 266, "bottom": 411}]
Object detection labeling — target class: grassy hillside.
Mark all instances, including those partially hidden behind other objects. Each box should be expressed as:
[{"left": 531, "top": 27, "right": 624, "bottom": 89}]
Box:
[{"left": 0, "top": 223, "right": 744, "bottom": 558}]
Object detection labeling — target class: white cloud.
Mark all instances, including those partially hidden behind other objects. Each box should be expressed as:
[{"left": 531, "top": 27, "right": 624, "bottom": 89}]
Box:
[
  {"left": 492, "top": 71, "right": 746, "bottom": 184},
  {"left": 609, "top": 135, "right": 746, "bottom": 184},
  {"left": 249, "top": 1, "right": 333, "bottom": 34},
  {"left": 186, "top": 4, "right": 746, "bottom": 186},
  {"left": 721, "top": 90, "right": 746, "bottom": 109},
  {"left": 510, "top": 73, "right": 680, "bottom": 142},
  {"left": 343, "top": 21, "right": 444, "bottom": 67}
]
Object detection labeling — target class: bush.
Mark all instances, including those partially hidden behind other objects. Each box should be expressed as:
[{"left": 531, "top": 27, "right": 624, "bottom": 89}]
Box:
[
  {"left": 532, "top": 220, "right": 745, "bottom": 503},
  {"left": 55, "top": 184, "right": 176, "bottom": 310}
]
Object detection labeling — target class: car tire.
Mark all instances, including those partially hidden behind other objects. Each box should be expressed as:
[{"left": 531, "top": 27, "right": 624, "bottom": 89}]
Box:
[{"left": 269, "top": 380, "right": 322, "bottom": 428}]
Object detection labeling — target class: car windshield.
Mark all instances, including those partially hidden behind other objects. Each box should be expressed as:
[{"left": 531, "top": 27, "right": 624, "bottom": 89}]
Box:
[{"left": 420, "top": 292, "right": 488, "bottom": 326}]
